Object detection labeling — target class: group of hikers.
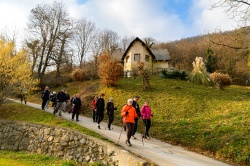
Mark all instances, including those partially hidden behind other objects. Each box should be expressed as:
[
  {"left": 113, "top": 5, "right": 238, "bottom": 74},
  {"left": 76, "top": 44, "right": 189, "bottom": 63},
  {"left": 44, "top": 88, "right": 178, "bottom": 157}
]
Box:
[{"left": 40, "top": 86, "right": 153, "bottom": 147}]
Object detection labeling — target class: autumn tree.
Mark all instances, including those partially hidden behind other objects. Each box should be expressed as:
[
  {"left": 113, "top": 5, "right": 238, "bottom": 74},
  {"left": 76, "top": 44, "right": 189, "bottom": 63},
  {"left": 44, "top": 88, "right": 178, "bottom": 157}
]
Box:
[
  {"left": 0, "top": 38, "right": 38, "bottom": 105},
  {"left": 97, "top": 50, "right": 123, "bottom": 87},
  {"left": 138, "top": 61, "right": 151, "bottom": 90}
]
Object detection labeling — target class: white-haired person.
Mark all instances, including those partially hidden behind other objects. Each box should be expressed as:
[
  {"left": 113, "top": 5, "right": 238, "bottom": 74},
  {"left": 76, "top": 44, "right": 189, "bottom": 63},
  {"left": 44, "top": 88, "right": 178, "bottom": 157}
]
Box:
[
  {"left": 106, "top": 97, "right": 117, "bottom": 130},
  {"left": 121, "top": 99, "right": 138, "bottom": 146}
]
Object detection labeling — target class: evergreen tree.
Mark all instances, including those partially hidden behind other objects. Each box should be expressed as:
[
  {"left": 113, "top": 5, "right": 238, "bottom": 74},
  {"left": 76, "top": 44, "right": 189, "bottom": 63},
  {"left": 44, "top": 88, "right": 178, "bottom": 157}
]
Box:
[{"left": 205, "top": 48, "right": 217, "bottom": 73}]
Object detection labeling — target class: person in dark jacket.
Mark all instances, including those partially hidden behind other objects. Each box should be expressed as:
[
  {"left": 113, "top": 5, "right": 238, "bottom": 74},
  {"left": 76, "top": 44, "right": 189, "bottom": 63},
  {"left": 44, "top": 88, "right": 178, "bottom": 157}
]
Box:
[
  {"left": 131, "top": 96, "right": 141, "bottom": 139},
  {"left": 41, "top": 86, "right": 50, "bottom": 110},
  {"left": 96, "top": 93, "right": 105, "bottom": 129},
  {"left": 72, "top": 94, "right": 82, "bottom": 121},
  {"left": 20, "top": 90, "right": 27, "bottom": 104},
  {"left": 53, "top": 89, "right": 67, "bottom": 116},
  {"left": 106, "top": 97, "right": 117, "bottom": 130}
]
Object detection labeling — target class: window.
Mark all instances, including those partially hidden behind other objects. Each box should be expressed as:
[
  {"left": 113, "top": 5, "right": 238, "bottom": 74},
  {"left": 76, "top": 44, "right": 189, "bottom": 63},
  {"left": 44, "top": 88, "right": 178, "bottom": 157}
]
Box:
[
  {"left": 145, "top": 55, "right": 150, "bottom": 62},
  {"left": 126, "top": 56, "right": 129, "bottom": 63},
  {"left": 134, "top": 54, "right": 140, "bottom": 61}
]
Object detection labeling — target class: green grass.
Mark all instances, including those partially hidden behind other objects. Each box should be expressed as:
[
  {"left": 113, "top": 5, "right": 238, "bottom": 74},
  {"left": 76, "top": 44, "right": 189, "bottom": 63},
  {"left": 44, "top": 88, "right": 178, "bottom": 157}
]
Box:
[
  {"left": 0, "top": 150, "right": 81, "bottom": 166},
  {"left": 98, "top": 76, "right": 250, "bottom": 165},
  {"left": 8, "top": 75, "right": 250, "bottom": 165}
]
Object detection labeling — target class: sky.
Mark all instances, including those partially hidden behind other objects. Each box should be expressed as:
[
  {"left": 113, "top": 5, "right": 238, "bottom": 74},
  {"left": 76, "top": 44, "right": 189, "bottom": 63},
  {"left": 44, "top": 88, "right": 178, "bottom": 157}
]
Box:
[{"left": 0, "top": 0, "right": 240, "bottom": 46}]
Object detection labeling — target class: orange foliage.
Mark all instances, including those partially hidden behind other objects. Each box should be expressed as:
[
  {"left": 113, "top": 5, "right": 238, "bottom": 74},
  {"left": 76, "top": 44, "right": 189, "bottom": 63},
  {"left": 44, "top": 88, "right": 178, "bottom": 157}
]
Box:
[
  {"left": 97, "top": 51, "right": 123, "bottom": 87},
  {"left": 210, "top": 72, "right": 232, "bottom": 90}
]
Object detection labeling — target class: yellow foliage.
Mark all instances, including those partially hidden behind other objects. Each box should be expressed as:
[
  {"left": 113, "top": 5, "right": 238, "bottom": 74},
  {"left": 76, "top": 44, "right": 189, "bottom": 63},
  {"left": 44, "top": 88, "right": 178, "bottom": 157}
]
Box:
[{"left": 0, "top": 38, "right": 38, "bottom": 104}]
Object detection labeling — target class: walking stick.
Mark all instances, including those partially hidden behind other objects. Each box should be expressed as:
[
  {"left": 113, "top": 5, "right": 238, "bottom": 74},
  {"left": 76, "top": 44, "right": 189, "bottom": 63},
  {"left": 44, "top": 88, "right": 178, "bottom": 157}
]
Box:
[
  {"left": 117, "top": 122, "right": 124, "bottom": 143},
  {"left": 139, "top": 118, "right": 144, "bottom": 146}
]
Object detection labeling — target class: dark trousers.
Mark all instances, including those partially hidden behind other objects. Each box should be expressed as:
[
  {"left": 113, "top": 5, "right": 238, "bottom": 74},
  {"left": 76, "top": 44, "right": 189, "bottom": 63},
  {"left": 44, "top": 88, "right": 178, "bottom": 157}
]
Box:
[
  {"left": 72, "top": 110, "right": 79, "bottom": 120},
  {"left": 92, "top": 110, "right": 97, "bottom": 122},
  {"left": 108, "top": 114, "right": 114, "bottom": 128},
  {"left": 125, "top": 122, "right": 134, "bottom": 142},
  {"left": 97, "top": 113, "right": 104, "bottom": 124},
  {"left": 132, "top": 118, "right": 138, "bottom": 136},
  {"left": 143, "top": 119, "right": 151, "bottom": 137},
  {"left": 41, "top": 99, "right": 47, "bottom": 109}
]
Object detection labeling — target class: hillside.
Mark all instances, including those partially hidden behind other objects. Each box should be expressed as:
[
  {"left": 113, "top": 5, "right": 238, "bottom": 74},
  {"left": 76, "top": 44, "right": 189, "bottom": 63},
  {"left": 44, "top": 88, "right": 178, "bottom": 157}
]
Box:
[{"left": 28, "top": 75, "right": 250, "bottom": 165}]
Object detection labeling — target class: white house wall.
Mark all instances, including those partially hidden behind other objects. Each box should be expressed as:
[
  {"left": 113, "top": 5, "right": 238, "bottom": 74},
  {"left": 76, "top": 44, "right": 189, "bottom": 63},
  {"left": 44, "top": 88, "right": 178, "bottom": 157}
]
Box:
[{"left": 124, "top": 41, "right": 152, "bottom": 71}]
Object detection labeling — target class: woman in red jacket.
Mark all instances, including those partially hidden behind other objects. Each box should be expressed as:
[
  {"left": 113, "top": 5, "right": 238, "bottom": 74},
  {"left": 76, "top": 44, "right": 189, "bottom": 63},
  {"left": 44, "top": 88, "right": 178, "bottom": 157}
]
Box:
[
  {"left": 91, "top": 96, "right": 98, "bottom": 122},
  {"left": 121, "top": 99, "right": 138, "bottom": 146},
  {"left": 141, "top": 101, "right": 153, "bottom": 140}
]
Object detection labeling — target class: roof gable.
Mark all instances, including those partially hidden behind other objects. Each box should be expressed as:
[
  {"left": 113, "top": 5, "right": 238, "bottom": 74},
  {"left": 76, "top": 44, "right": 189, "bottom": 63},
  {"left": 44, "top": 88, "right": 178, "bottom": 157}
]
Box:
[{"left": 121, "top": 37, "right": 155, "bottom": 60}]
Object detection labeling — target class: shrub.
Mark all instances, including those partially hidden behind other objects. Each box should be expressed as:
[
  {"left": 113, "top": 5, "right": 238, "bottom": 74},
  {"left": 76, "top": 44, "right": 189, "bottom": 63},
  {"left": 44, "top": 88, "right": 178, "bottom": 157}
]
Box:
[
  {"left": 210, "top": 72, "right": 232, "bottom": 90},
  {"left": 71, "top": 68, "right": 86, "bottom": 81},
  {"left": 189, "top": 57, "right": 212, "bottom": 86},
  {"left": 161, "top": 69, "right": 188, "bottom": 80}
]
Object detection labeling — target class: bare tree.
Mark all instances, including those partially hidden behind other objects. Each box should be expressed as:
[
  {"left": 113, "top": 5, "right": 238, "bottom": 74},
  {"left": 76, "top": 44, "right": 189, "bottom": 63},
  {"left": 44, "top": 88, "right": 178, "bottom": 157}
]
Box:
[
  {"left": 210, "top": 0, "right": 250, "bottom": 50},
  {"left": 100, "top": 29, "right": 120, "bottom": 55},
  {"left": 26, "top": 2, "right": 73, "bottom": 81},
  {"left": 143, "top": 37, "right": 156, "bottom": 48},
  {"left": 74, "top": 18, "right": 96, "bottom": 68},
  {"left": 120, "top": 35, "right": 135, "bottom": 51}
]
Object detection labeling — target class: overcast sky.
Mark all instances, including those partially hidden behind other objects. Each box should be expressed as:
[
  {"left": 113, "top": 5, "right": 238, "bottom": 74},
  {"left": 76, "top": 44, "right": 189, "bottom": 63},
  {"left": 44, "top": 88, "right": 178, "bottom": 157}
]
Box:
[{"left": 0, "top": 0, "right": 240, "bottom": 46}]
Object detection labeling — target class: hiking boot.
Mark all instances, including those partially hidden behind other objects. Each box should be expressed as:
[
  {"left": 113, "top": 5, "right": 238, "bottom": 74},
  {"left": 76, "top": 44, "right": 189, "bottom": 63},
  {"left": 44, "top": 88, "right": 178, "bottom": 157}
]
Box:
[
  {"left": 132, "top": 135, "right": 137, "bottom": 139},
  {"left": 126, "top": 140, "right": 132, "bottom": 146},
  {"left": 76, "top": 119, "right": 79, "bottom": 122}
]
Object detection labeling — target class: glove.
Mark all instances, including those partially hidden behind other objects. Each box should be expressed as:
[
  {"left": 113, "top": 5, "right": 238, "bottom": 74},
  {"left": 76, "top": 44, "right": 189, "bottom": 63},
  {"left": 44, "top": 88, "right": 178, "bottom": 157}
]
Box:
[{"left": 125, "top": 111, "right": 129, "bottom": 116}]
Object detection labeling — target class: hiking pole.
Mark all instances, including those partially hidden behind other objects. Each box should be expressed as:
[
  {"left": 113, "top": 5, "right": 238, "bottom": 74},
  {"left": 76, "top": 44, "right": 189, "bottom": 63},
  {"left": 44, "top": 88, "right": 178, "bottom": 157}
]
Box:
[
  {"left": 117, "top": 122, "right": 124, "bottom": 143},
  {"left": 139, "top": 118, "right": 144, "bottom": 146}
]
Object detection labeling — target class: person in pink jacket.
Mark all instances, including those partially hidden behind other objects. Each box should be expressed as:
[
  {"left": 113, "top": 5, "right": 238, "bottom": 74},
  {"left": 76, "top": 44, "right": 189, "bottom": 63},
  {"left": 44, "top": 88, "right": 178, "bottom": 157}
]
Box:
[{"left": 140, "top": 101, "right": 153, "bottom": 139}]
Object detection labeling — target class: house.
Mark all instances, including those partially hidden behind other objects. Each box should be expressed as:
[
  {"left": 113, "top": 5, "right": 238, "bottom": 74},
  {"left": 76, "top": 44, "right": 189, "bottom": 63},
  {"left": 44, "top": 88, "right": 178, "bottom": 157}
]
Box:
[{"left": 121, "top": 37, "right": 171, "bottom": 75}]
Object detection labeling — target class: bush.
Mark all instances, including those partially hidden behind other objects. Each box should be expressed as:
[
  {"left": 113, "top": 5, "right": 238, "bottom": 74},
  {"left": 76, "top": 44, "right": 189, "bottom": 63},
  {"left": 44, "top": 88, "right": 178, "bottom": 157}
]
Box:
[
  {"left": 161, "top": 69, "right": 188, "bottom": 80},
  {"left": 71, "top": 68, "right": 86, "bottom": 81},
  {"left": 189, "top": 57, "right": 212, "bottom": 86},
  {"left": 210, "top": 72, "right": 232, "bottom": 90}
]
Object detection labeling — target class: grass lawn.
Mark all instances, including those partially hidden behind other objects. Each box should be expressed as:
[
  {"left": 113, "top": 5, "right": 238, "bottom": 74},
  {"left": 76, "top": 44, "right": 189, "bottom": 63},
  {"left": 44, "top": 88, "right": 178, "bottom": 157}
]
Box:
[
  {"left": 8, "top": 75, "right": 250, "bottom": 165},
  {"left": 0, "top": 150, "right": 82, "bottom": 166}
]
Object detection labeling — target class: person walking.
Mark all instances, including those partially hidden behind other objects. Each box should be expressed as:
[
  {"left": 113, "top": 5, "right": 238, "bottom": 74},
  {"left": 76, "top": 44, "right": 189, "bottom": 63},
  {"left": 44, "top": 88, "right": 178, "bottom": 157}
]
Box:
[
  {"left": 141, "top": 101, "right": 153, "bottom": 139},
  {"left": 91, "top": 96, "right": 98, "bottom": 122},
  {"left": 50, "top": 91, "right": 57, "bottom": 108},
  {"left": 121, "top": 99, "right": 138, "bottom": 146},
  {"left": 64, "top": 90, "right": 70, "bottom": 112},
  {"left": 69, "top": 94, "right": 76, "bottom": 114},
  {"left": 41, "top": 86, "right": 50, "bottom": 110},
  {"left": 131, "top": 96, "right": 141, "bottom": 139},
  {"left": 20, "top": 90, "right": 27, "bottom": 104},
  {"left": 96, "top": 93, "right": 105, "bottom": 129},
  {"left": 53, "top": 89, "right": 67, "bottom": 116},
  {"left": 71, "top": 94, "right": 82, "bottom": 121},
  {"left": 106, "top": 97, "right": 117, "bottom": 130}
]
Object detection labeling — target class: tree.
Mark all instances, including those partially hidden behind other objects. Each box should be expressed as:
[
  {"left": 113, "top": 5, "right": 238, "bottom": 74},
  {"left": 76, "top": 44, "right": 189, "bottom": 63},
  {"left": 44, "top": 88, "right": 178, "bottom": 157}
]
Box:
[
  {"left": 26, "top": 2, "right": 73, "bottom": 81},
  {"left": 205, "top": 48, "right": 217, "bottom": 73},
  {"left": 143, "top": 37, "right": 156, "bottom": 48},
  {"left": 74, "top": 18, "right": 96, "bottom": 68},
  {"left": 137, "top": 61, "right": 151, "bottom": 90},
  {"left": 100, "top": 29, "right": 119, "bottom": 55},
  {"left": 210, "top": 1, "right": 250, "bottom": 50},
  {"left": 0, "top": 38, "right": 38, "bottom": 105},
  {"left": 97, "top": 50, "right": 123, "bottom": 87}
]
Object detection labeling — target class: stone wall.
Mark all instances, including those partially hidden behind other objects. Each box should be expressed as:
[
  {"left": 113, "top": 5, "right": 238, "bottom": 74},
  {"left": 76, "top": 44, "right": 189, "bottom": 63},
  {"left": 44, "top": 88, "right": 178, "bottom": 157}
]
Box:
[{"left": 0, "top": 120, "right": 149, "bottom": 166}]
